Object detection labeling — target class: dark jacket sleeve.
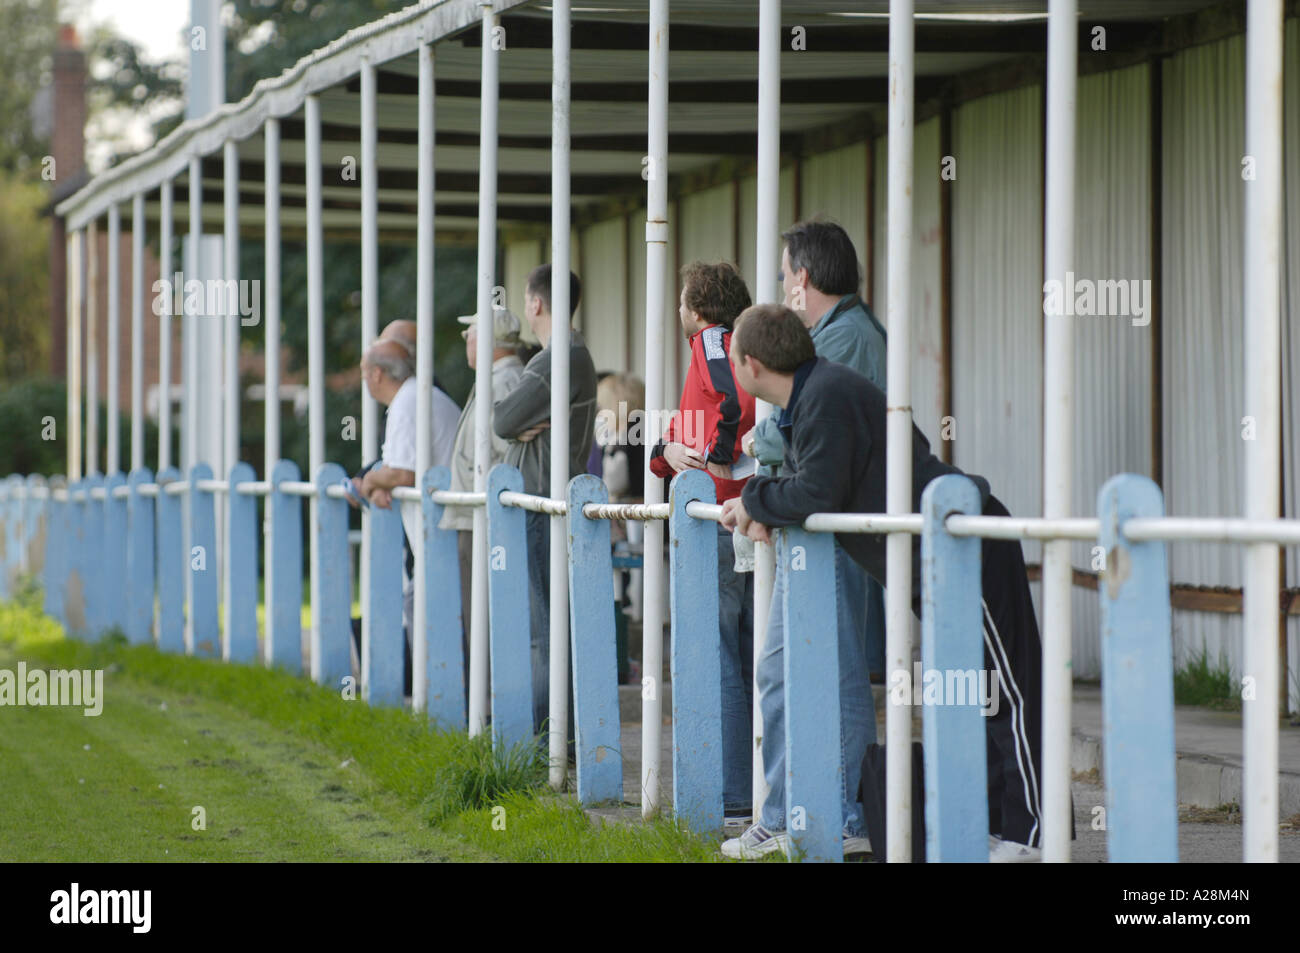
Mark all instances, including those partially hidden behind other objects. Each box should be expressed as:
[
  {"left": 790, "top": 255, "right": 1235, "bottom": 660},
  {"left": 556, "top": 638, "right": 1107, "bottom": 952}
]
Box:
[
  {"left": 741, "top": 399, "right": 862, "bottom": 527},
  {"left": 493, "top": 357, "right": 551, "bottom": 439}
]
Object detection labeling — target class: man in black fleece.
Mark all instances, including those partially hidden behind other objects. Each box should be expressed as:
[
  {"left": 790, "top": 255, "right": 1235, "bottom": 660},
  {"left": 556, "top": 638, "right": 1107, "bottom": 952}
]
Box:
[{"left": 719, "top": 303, "right": 1044, "bottom": 862}]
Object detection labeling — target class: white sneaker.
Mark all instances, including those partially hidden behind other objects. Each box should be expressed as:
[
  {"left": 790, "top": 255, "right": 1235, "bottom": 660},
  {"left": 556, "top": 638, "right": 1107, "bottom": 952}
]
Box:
[
  {"left": 721, "top": 823, "right": 789, "bottom": 860},
  {"left": 842, "top": 834, "right": 873, "bottom": 857},
  {"left": 988, "top": 834, "right": 1041, "bottom": 863}
]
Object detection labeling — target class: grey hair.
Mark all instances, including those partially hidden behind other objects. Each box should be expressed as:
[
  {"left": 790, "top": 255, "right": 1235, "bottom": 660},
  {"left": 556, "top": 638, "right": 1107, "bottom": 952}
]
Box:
[{"left": 366, "top": 347, "right": 413, "bottom": 383}]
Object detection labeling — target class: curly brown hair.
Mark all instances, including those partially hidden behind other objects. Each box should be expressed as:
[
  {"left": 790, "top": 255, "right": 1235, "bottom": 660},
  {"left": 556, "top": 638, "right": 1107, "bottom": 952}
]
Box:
[{"left": 680, "top": 260, "right": 753, "bottom": 330}]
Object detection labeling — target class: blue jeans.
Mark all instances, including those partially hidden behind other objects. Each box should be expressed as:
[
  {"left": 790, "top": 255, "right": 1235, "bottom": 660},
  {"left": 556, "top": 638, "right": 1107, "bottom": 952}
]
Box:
[
  {"left": 715, "top": 526, "right": 754, "bottom": 812},
  {"left": 757, "top": 537, "right": 876, "bottom": 835},
  {"left": 865, "top": 576, "right": 886, "bottom": 678}
]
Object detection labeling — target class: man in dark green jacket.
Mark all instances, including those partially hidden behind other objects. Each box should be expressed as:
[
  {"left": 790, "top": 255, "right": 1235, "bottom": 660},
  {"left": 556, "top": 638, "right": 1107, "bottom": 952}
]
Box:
[{"left": 493, "top": 264, "right": 598, "bottom": 733}]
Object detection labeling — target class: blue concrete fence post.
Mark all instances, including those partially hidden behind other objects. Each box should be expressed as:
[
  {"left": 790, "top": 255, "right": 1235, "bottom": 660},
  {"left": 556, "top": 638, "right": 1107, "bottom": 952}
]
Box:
[
  {"left": 67, "top": 479, "right": 91, "bottom": 637},
  {"left": 43, "top": 479, "right": 64, "bottom": 623},
  {"left": 668, "top": 469, "right": 723, "bottom": 834},
  {"left": 188, "top": 464, "right": 219, "bottom": 657},
  {"left": 421, "top": 466, "right": 466, "bottom": 728},
  {"left": 314, "top": 463, "right": 353, "bottom": 690},
  {"left": 125, "top": 468, "right": 156, "bottom": 646},
  {"left": 565, "top": 474, "right": 623, "bottom": 806},
  {"left": 268, "top": 460, "right": 303, "bottom": 673},
  {"left": 920, "top": 474, "right": 990, "bottom": 862},
  {"left": 155, "top": 468, "right": 184, "bottom": 653},
  {"left": 486, "top": 464, "right": 533, "bottom": 750},
  {"left": 1, "top": 475, "right": 16, "bottom": 597},
  {"left": 365, "top": 488, "right": 405, "bottom": 707},
  {"left": 102, "top": 472, "right": 128, "bottom": 637},
  {"left": 225, "top": 463, "right": 259, "bottom": 663},
  {"left": 80, "top": 474, "right": 104, "bottom": 638},
  {"left": 1098, "top": 474, "right": 1178, "bottom": 862},
  {"left": 781, "top": 526, "right": 842, "bottom": 863},
  {"left": 26, "top": 474, "right": 48, "bottom": 582}
]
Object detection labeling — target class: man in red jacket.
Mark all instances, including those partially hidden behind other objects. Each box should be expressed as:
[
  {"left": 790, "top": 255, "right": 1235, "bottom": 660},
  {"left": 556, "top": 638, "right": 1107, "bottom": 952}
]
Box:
[{"left": 650, "top": 260, "right": 757, "bottom": 823}]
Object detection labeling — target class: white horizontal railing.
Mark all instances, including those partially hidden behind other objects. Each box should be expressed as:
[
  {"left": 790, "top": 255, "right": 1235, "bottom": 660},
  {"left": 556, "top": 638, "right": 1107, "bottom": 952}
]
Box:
[
  {"left": 1124, "top": 517, "right": 1300, "bottom": 545},
  {"left": 945, "top": 515, "right": 1099, "bottom": 541},
  {"left": 498, "top": 491, "right": 568, "bottom": 516},
  {"left": 581, "top": 501, "right": 670, "bottom": 521},
  {"left": 234, "top": 482, "right": 272, "bottom": 497}
]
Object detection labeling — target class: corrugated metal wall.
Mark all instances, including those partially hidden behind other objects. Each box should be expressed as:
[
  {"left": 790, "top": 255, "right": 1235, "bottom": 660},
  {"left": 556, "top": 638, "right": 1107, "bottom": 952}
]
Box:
[
  {"left": 872, "top": 116, "right": 945, "bottom": 441},
  {"left": 578, "top": 216, "right": 629, "bottom": 373},
  {"left": 1278, "top": 19, "right": 1300, "bottom": 713}
]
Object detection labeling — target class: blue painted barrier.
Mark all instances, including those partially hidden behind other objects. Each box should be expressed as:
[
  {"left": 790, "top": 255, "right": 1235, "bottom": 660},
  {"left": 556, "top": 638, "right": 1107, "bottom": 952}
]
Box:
[
  {"left": 80, "top": 473, "right": 104, "bottom": 639},
  {"left": 486, "top": 464, "right": 533, "bottom": 750},
  {"left": 313, "top": 463, "right": 353, "bottom": 690},
  {"left": 188, "top": 463, "right": 219, "bottom": 657},
  {"left": 26, "top": 475, "right": 48, "bottom": 588},
  {"left": 565, "top": 474, "right": 623, "bottom": 806},
  {"left": 126, "top": 468, "right": 156, "bottom": 646},
  {"left": 155, "top": 467, "right": 184, "bottom": 653},
  {"left": 225, "top": 462, "right": 259, "bottom": 663},
  {"left": 781, "top": 526, "right": 842, "bottom": 863},
  {"left": 102, "top": 472, "right": 128, "bottom": 637},
  {"left": 365, "top": 490, "right": 405, "bottom": 707},
  {"left": 268, "top": 460, "right": 303, "bottom": 673},
  {"left": 668, "top": 469, "right": 723, "bottom": 834},
  {"left": 1098, "top": 474, "right": 1178, "bottom": 862},
  {"left": 42, "top": 480, "right": 64, "bottom": 623},
  {"left": 421, "top": 466, "right": 466, "bottom": 728},
  {"left": 920, "top": 474, "right": 990, "bottom": 862}
]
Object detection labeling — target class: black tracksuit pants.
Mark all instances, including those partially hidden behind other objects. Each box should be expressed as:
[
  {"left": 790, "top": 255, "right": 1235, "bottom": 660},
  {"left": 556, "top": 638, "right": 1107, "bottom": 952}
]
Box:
[{"left": 977, "top": 494, "right": 1046, "bottom": 847}]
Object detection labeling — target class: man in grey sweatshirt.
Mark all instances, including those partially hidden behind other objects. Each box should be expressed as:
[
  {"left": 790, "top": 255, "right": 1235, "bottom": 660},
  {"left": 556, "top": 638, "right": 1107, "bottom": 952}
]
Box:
[{"left": 493, "top": 264, "right": 599, "bottom": 733}]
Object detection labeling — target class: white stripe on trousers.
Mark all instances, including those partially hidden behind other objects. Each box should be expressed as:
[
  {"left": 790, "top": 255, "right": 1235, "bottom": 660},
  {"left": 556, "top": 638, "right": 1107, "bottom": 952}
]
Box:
[{"left": 982, "top": 598, "right": 1042, "bottom": 846}]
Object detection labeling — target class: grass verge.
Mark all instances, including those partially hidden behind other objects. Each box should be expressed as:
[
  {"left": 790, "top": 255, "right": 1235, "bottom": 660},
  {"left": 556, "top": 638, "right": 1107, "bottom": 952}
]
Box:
[
  {"left": 0, "top": 585, "right": 721, "bottom": 862},
  {"left": 1173, "top": 648, "right": 1240, "bottom": 711}
]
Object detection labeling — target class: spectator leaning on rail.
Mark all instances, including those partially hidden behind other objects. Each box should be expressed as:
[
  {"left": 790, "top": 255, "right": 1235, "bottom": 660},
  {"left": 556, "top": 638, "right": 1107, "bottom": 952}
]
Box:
[
  {"left": 739, "top": 220, "right": 889, "bottom": 845},
  {"left": 493, "top": 264, "right": 599, "bottom": 735},
  {"left": 649, "top": 260, "right": 758, "bottom": 824},
  {"left": 357, "top": 337, "right": 461, "bottom": 694},
  {"left": 440, "top": 306, "right": 525, "bottom": 675},
  {"left": 719, "top": 304, "right": 1045, "bottom": 862}
]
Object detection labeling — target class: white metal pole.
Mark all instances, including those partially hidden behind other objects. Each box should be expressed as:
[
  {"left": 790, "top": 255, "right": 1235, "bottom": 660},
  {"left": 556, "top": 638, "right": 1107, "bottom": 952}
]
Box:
[
  {"left": 264, "top": 118, "right": 281, "bottom": 665},
  {"left": 752, "top": 0, "right": 781, "bottom": 824},
  {"left": 360, "top": 59, "right": 378, "bottom": 699},
  {"left": 641, "top": 0, "right": 669, "bottom": 818},
  {"left": 549, "top": 0, "right": 573, "bottom": 792},
  {"left": 223, "top": 140, "right": 240, "bottom": 476},
  {"left": 413, "top": 45, "right": 435, "bottom": 712},
  {"left": 471, "top": 5, "right": 499, "bottom": 739},
  {"left": 306, "top": 94, "right": 325, "bottom": 680},
  {"left": 1041, "top": 0, "right": 1077, "bottom": 864},
  {"left": 87, "top": 218, "right": 99, "bottom": 476},
  {"left": 131, "top": 193, "right": 145, "bottom": 473},
  {"left": 187, "top": 155, "right": 202, "bottom": 475},
  {"left": 159, "top": 180, "right": 174, "bottom": 472},
  {"left": 67, "top": 229, "right": 82, "bottom": 482},
  {"left": 107, "top": 203, "right": 121, "bottom": 475},
  {"left": 223, "top": 138, "right": 241, "bottom": 661},
  {"left": 1242, "top": 0, "right": 1283, "bottom": 864},
  {"left": 885, "top": 0, "right": 915, "bottom": 862}
]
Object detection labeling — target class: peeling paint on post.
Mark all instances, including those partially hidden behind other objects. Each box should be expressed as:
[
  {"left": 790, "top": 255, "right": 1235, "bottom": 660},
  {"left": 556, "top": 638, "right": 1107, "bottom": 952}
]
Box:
[
  {"left": 155, "top": 467, "right": 184, "bottom": 653},
  {"left": 422, "top": 466, "right": 466, "bottom": 729},
  {"left": 668, "top": 469, "right": 723, "bottom": 833},
  {"left": 268, "top": 460, "right": 303, "bottom": 673},
  {"left": 366, "top": 487, "right": 405, "bottom": 707},
  {"left": 782, "top": 527, "right": 841, "bottom": 863},
  {"left": 565, "top": 474, "right": 623, "bottom": 806},
  {"left": 1098, "top": 474, "right": 1178, "bottom": 862},
  {"left": 188, "top": 463, "right": 219, "bottom": 658},
  {"left": 314, "top": 463, "right": 353, "bottom": 689},
  {"left": 486, "top": 464, "right": 533, "bottom": 751},
  {"left": 225, "top": 463, "right": 259, "bottom": 663},
  {"left": 920, "top": 474, "right": 989, "bottom": 862},
  {"left": 126, "top": 468, "right": 156, "bottom": 646}
]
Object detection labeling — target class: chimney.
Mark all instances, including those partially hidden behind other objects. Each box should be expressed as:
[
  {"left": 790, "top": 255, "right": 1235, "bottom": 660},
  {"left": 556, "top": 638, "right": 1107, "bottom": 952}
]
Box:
[{"left": 49, "top": 24, "right": 86, "bottom": 378}]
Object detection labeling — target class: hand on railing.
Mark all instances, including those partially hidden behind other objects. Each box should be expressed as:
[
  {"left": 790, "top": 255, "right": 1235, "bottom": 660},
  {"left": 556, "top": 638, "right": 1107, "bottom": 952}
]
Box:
[{"left": 718, "top": 496, "right": 770, "bottom": 544}]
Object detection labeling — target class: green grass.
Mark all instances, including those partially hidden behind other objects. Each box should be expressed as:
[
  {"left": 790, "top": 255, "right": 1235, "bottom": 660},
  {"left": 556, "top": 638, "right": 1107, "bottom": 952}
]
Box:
[
  {"left": 1173, "top": 647, "right": 1240, "bottom": 711},
  {"left": 0, "top": 583, "right": 722, "bottom": 862}
]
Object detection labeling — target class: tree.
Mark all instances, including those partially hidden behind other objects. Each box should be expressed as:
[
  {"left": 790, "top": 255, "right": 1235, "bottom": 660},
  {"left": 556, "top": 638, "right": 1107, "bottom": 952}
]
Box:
[
  {"left": 0, "top": 0, "right": 59, "bottom": 176},
  {"left": 0, "top": 174, "right": 51, "bottom": 379}
]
